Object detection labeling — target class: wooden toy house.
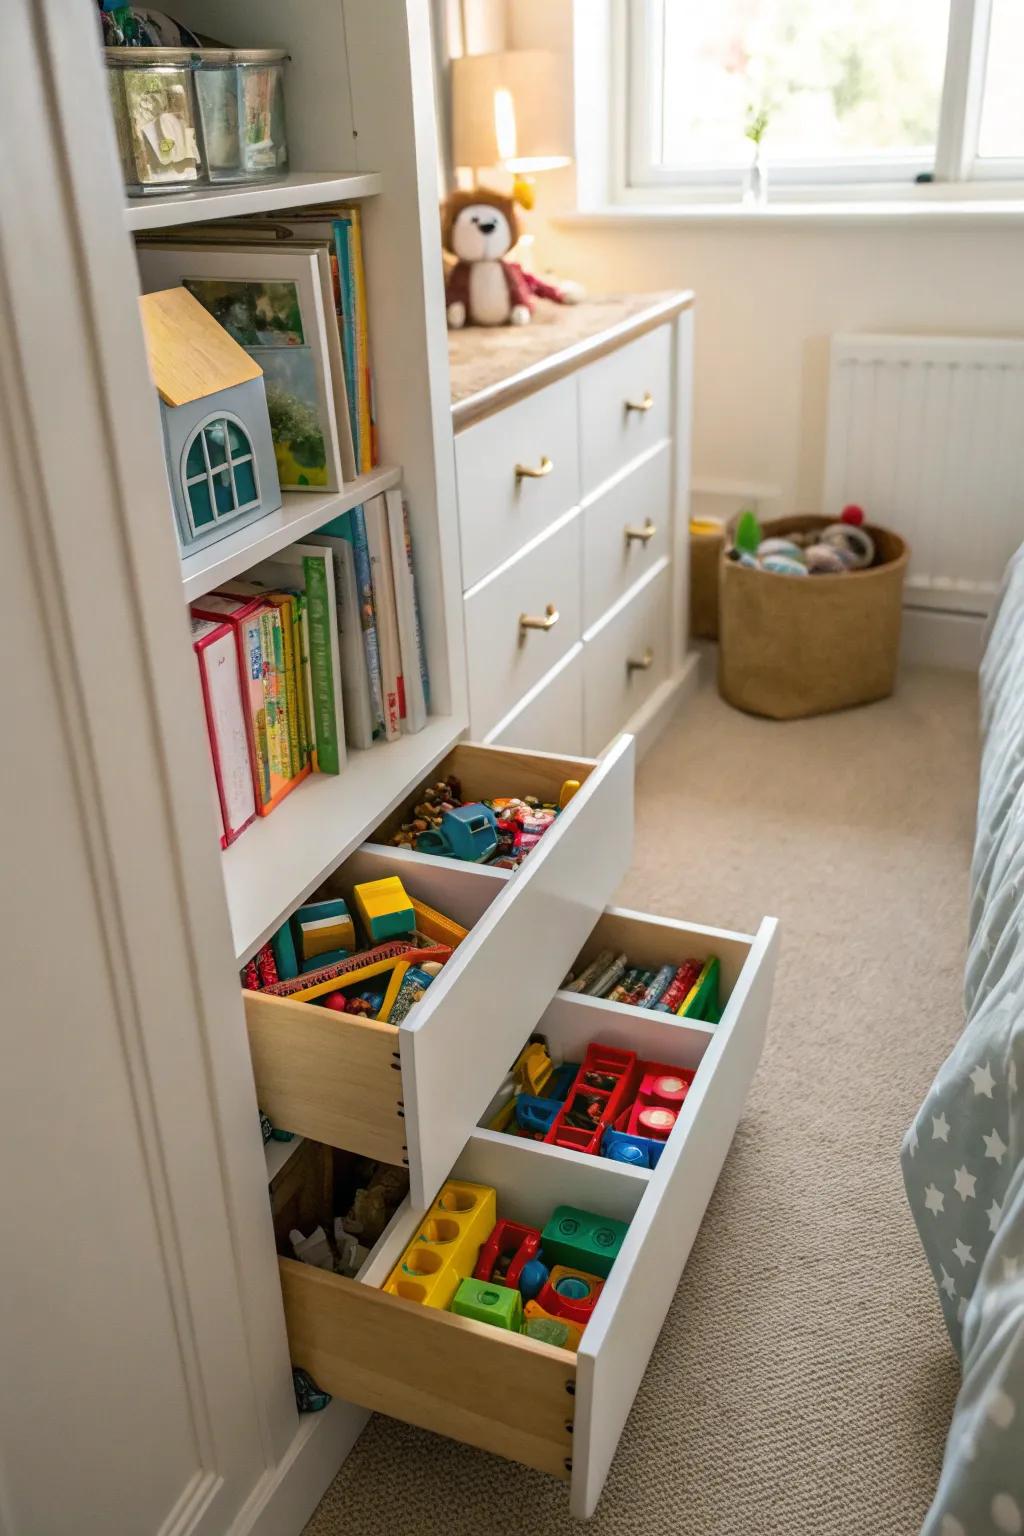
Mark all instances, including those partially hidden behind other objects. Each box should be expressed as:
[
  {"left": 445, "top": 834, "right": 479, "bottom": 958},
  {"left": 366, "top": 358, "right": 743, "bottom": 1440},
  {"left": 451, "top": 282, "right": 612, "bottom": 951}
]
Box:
[{"left": 139, "top": 286, "right": 281, "bottom": 551}]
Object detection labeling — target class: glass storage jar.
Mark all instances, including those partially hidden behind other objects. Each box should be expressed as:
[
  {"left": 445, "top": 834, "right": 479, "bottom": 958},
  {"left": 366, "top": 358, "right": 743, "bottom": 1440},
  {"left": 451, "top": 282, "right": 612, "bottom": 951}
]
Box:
[
  {"left": 106, "top": 49, "right": 203, "bottom": 195},
  {"left": 193, "top": 51, "right": 289, "bottom": 183}
]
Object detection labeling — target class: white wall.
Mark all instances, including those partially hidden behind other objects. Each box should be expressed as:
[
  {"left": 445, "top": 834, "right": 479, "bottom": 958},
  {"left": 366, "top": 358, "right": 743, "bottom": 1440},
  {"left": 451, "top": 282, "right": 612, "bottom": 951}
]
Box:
[{"left": 498, "top": 0, "right": 1024, "bottom": 516}]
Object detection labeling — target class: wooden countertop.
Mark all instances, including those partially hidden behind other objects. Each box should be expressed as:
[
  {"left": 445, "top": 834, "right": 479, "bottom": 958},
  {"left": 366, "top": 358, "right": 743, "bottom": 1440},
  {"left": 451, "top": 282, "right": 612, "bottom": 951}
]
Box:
[{"left": 448, "top": 289, "right": 693, "bottom": 431}]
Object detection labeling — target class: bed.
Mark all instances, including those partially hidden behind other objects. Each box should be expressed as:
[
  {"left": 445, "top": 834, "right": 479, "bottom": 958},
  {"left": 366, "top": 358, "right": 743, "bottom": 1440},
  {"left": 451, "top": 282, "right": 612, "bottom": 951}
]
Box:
[{"left": 902, "top": 542, "right": 1024, "bottom": 1534}]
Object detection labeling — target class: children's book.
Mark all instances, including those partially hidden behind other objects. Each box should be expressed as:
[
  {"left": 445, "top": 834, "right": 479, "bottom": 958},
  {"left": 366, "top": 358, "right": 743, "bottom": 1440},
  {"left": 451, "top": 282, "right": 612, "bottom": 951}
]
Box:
[
  {"left": 241, "top": 545, "right": 346, "bottom": 775},
  {"left": 305, "top": 532, "right": 374, "bottom": 750},
  {"left": 220, "top": 585, "right": 305, "bottom": 777},
  {"left": 189, "top": 614, "right": 257, "bottom": 844},
  {"left": 314, "top": 506, "right": 384, "bottom": 739},
  {"left": 363, "top": 495, "right": 401, "bottom": 740},
  {"left": 385, "top": 488, "right": 429, "bottom": 733},
  {"left": 191, "top": 593, "right": 274, "bottom": 811}
]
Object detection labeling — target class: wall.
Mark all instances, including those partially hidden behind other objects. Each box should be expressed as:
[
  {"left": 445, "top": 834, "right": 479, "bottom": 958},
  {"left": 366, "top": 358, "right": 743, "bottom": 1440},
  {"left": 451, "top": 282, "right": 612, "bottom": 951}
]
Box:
[{"left": 497, "top": 1, "right": 1024, "bottom": 517}]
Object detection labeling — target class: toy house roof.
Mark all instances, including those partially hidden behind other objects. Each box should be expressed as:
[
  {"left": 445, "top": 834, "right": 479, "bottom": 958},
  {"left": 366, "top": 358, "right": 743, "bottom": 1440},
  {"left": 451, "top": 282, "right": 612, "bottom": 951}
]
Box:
[{"left": 138, "top": 286, "right": 263, "bottom": 408}]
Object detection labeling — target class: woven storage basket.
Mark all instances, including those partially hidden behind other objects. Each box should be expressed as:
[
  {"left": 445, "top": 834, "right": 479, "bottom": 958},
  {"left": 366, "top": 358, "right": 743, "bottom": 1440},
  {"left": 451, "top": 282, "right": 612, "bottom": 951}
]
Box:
[{"left": 718, "top": 514, "right": 909, "bottom": 719}]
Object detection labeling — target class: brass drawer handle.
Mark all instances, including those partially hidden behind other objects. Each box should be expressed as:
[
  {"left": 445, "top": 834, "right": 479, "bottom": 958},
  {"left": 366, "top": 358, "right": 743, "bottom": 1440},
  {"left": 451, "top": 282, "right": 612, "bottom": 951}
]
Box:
[
  {"left": 515, "top": 455, "right": 553, "bottom": 481},
  {"left": 627, "top": 647, "right": 654, "bottom": 675},
  {"left": 625, "top": 392, "right": 653, "bottom": 414},
  {"left": 625, "top": 519, "right": 656, "bottom": 545},
  {"left": 519, "top": 603, "right": 560, "bottom": 635}
]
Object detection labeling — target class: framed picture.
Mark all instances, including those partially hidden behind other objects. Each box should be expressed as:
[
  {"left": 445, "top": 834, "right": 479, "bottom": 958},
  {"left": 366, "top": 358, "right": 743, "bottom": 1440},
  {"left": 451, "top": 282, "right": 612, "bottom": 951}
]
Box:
[{"left": 137, "top": 245, "right": 346, "bottom": 492}]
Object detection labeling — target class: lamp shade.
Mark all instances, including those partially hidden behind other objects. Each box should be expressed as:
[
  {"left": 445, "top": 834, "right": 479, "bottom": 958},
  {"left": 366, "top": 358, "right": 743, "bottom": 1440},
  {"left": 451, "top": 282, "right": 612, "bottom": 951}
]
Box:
[{"left": 451, "top": 50, "right": 573, "bottom": 173}]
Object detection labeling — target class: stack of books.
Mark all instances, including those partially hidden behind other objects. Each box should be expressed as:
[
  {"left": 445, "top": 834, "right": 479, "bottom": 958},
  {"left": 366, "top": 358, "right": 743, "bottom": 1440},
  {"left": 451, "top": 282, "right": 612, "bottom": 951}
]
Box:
[{"left": 190, "top": 489, "right": 429, "bottom": 849}]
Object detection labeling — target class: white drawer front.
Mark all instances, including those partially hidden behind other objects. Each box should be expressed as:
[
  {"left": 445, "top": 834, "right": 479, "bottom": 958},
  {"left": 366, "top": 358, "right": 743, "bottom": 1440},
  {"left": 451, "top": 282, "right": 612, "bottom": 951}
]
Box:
[
  {"left": 583, "top": 565, "right": 671, "bottom": 756},
  {"left": 465, "top": 512, "right": 582, "bottom": 742},
  {"left": 486, "top": 646, "right": 585, "bottom": 757},
  {"left": 580, "top": 326, "right": 672, "bottom": 497},
  {"left": 456, "top": 376, "right": 580, "bottom": 590},
  {"left": 583, "top": 442, "right": 672, "bottom": 629}
]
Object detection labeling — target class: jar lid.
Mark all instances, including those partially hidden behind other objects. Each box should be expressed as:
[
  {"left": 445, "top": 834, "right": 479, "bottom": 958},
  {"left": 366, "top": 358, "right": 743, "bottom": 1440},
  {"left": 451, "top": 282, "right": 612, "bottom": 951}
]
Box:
[{"left": 192, "top": 48, "right": 290, "bottom": 63}]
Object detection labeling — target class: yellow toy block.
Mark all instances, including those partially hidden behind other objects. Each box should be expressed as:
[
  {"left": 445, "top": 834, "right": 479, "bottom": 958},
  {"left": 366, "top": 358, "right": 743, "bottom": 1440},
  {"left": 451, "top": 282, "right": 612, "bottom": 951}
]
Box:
[
  {"left": 353, "top": 875, "right": 415, "bottom": 943},
  {"left": 523, "top": 1301, "right": 583, "bottom": 1349},
  {"left": 513, "top": 1041, "right": 553, "bottom": 1097},
  {"left": 410, "top": 897, "right": 468, "bottom": 949},
  {"left": 384, "top": 1180, "right": 496, "bottom": 1308}
]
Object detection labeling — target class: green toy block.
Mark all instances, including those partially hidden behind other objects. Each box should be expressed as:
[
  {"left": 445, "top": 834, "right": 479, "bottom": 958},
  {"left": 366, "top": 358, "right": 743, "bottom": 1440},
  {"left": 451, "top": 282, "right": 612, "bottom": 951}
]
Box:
[
  {"left": 541, "top": 1206, "right": 628, "bottom": 1279},
  {"left": 450, "top": 1277, "right": 523, "bottom": 1331}
]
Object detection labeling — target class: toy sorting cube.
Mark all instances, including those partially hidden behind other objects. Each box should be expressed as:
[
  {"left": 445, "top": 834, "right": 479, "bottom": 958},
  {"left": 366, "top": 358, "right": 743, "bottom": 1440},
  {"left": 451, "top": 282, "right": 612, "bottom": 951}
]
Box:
[
  {"left": 535, "top": 1265, "right": 604, "bottom": 1326},
  {"left": 451, "top": 1277, "right": 523, "bottom": 1331},
  {"left": 474, "top": 1219, "right": 541, "bottom": 1289},
  {"left": 353, "top": 876, "right": 414, "bottom": 943},
  {"left": 293, "top": 898, "right": 355, "bottom": 963},
  {"left": 383, "top": 1180, "right": 496, "bottom": 1308},
  {"left": 523, "top": 1301, "right": 583, "bottom": 1350},
  {"left": 541, "top": 1205, "right": 629, "bottom": 1279}
]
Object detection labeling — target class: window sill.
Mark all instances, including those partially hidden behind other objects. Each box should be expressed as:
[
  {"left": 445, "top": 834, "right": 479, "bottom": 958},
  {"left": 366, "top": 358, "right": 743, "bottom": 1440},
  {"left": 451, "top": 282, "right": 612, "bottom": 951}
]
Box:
[{"left": 554, "top": 197, "right": 1024, "bottom": 230}]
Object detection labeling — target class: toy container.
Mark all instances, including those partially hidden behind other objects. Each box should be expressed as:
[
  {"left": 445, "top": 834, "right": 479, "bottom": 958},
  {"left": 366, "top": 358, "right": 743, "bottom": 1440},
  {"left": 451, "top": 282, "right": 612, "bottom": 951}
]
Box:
[
  {"left": 193, "top": 50, "right": 289, "bottom": 183},
  {"left": 106, "top": 49, "right": 203, "bottom": 195}
]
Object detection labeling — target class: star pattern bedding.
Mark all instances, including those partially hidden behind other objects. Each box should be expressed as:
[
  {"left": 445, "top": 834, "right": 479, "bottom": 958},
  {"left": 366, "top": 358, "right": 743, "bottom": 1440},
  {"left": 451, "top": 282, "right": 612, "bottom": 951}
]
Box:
[{"left": 903, "top": 542, "right": 1024, "bottom": 1536}]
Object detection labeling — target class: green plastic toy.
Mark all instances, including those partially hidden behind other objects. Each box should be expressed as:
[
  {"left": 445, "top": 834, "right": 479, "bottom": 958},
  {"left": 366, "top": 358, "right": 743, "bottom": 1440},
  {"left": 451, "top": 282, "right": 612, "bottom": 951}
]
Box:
[
  {"left": 541, "top": 1206, "right": 628, "bottom": 1279},
  {"left": 451, "top": 1277, "right": 523, "bottom": 1331},
  {"left": 734, "top": 508, "right": 762, "bottom": 555}
]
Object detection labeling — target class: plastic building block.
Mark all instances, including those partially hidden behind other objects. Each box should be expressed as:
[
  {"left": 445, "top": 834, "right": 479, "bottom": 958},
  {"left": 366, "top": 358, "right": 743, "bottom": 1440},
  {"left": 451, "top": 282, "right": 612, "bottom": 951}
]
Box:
[
  {"left": 410, "top": 897, "right": 468, "bottom": 949},
  {"left": 353, "top": 876, "right": 415, "bottom": 943},
  {"left": 523, "top": 1301, "right": 583, "bottom": 1349},
  {"left": 547, "top": 1061, "right": 579, "bottom": 1100},
  {"left": 451, "top": 1277, "right": 523, "bottom": 1331},
  {"left": 513, "top": 1041, "right": 554, "bottom": 1097},
  {"left": 535, "top": 1265, "right": 605, "bottom": 1326},
  {"left": 625, "top": 1064, "right": 695, "bottom": 1140},
  {"left": 416, "top": 803, "right": 498, "bottom": 862},
  {"left": 522, "top": 1315, "right": 572, "bottom": 1348},
  {"left": 602, "top": 1126, "right": 665, "bottom": 1169},
  {"left": 518, "top": 1258, "right": 548, "bottom": 1301},
  {"left": 270, "top": 919, "right": 300, "bottom": 980},
  {"left": 515, "top": 1095, "right": 562, "bottom": 1137},
  {"left": 545, "top": 1044, "right": 637, "bottom": 1156},
  {"left": 383, "top": 1180, "right": 496, "bottom": 1308},
  {"left": 558, "top": 779, "right": 580, "bottom": 809},
  {"left": 541, "top": 1205, "right": 629, "bottom": 1279},
  {"left": 474, "top": 1219, "right": 541, "bottom": 1289},
  {"left": 294, "top": 898, "right": 355, "bottom": 962}
]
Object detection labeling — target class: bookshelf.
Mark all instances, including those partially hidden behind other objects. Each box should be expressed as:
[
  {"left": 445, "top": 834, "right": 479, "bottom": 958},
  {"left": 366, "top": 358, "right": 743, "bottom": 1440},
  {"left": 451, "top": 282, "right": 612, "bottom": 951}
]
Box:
[
  {"left": 180, "top": 465, "right": 403, "bottom": 601},
  {"left": 123, "top": 170, "right": 383, "bottom": 231}
]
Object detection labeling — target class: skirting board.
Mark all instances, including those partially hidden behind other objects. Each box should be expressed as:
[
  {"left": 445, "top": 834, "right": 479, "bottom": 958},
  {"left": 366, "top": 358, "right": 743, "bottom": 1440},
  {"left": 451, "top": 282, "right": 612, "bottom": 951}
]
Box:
[
  {"left": 240, "top": 1399, "right": 370, "bottom": 1536},
  {"left": 612, "top": 653, "right": 700, "bottom": 763},
  {"left": 900, "top": 605, "right": 986, "bottom": 672}
]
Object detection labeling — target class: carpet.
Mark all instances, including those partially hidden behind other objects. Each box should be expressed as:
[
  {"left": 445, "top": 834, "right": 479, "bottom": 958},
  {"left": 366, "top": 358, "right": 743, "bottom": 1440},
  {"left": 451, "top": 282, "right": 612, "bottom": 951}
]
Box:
[{"left": 305, "top": 666, "right": 978, "bottom": 1536}]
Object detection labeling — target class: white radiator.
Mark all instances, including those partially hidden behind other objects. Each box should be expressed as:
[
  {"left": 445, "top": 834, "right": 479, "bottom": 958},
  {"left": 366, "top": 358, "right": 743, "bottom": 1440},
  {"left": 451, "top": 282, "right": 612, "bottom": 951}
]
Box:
[{"left": 823, "top": 335, "right": 1024, "bottom": 614}]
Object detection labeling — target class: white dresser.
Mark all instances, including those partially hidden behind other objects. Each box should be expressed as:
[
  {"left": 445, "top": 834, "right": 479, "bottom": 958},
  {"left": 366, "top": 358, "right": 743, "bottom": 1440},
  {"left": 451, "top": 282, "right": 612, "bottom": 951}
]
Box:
[{"left": 450, "top": 292, "right": 698, "bottom": 758}]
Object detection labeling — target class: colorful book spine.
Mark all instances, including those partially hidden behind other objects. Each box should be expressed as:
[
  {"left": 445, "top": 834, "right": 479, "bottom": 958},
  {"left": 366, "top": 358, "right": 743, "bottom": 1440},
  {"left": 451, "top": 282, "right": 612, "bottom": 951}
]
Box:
[
  {"left": 190, "top": 615, "right": 257, "bottom": 846},
  {"left": 365, "top": 495, "right": 401, "bottom": 740},
  {"left": 268, "top": 594, "right": 302, "bottom": 778},
  {"left": 303, "top": 553, "right": 342, "bottom": 775},
  {"left": 259, "top": 608, "right": 290, "bottom": 785}
]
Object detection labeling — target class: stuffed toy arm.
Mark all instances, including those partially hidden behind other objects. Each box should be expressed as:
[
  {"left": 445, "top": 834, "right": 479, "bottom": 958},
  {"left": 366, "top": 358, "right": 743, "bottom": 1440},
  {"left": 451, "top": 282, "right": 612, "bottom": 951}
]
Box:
[{"left": 511, "top": 265, "right": 585, "bottom": 306}]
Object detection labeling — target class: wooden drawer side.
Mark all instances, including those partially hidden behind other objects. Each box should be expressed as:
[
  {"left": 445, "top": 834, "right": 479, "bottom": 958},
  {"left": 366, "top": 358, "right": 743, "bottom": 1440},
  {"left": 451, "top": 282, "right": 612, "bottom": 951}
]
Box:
[
  {"left": 245, "top": 992, "right": 407, "bottom": 1167},
  {"left": 279, "top": 1260, "right": 576, "bottom": 1480}
]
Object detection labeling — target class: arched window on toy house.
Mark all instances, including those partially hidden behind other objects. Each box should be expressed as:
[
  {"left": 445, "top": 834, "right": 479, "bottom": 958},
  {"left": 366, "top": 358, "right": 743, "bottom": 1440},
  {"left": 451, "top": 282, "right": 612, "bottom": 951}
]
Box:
[{"left": 181, "top": 413, "right": 261, "bottom": 536}]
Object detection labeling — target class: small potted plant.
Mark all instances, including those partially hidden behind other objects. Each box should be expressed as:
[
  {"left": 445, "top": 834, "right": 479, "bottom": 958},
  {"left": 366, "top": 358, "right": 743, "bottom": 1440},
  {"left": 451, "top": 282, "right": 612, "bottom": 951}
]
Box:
[{"left": 744, "top": 106, "right": 769, "bottom": 207}]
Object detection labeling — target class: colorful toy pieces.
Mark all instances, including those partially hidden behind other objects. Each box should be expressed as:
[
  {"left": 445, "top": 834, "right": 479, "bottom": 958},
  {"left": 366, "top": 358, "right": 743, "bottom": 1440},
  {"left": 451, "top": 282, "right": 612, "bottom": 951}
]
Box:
[
  {"left": 383, "top": 1181, "right": 624, "bottom": 1351},
  {"left": 491, "top": 1039, "right": 698, "bottom": 1171},
  {"left": 564, "top": 952, "right": 722, "bottom": 1023},
  {"left": 728, "top": 504, "right": 876, "bottom": 578},
  {"left": 386, "top": 771, "right": 580, "bottom": 869},
  {"left": 240, "top": 876, "right": 469, "bottom": 1030}
]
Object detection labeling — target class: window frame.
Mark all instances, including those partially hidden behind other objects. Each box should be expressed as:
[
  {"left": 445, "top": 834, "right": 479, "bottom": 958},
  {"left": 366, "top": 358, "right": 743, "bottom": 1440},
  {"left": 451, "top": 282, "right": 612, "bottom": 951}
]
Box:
[
  {"left": 619, "top": 0, "right": 1024, "bottom": 202},
  {"left": 180, "top": 410, "right": 261, "bottom": 538}
]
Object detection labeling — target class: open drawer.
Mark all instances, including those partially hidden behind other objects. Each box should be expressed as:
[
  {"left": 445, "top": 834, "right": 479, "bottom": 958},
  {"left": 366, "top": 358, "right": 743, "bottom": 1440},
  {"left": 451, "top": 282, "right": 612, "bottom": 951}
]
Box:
[
  {"left": 245, "top": 737, "right": 635, "bottom": 1208},
  {"left": 275, "top": 906, "right": 778, "bottom": 1517}
]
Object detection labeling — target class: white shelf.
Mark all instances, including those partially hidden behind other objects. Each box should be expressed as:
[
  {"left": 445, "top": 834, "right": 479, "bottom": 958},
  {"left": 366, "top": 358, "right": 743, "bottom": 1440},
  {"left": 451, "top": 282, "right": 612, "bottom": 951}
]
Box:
[
  {"left": 224, "top": 715, "right": 463, "bottom": 964},
  {"left": 264, "top": 1135, "right": 305, "bottom": 1182},
  {"left": 124, "top": 170, "right": 382, "bottom": 232},
  {"left": 181, "top": 465, "right": 402, "bottom": 602}
]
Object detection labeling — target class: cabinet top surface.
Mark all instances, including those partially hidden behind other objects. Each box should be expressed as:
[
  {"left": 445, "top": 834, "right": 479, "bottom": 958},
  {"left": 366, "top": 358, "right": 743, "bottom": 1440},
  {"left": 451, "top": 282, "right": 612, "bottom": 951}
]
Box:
[{"left": 449, "top": 290, "right": 693, "bottom": 431}]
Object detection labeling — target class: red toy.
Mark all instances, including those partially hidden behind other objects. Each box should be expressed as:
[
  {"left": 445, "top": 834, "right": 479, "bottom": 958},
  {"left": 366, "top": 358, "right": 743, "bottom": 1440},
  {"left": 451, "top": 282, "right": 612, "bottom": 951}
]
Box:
[
  {"left": 625, "top": 1064, "right": 695, "bottom": 1140},
  {"left": 474, "top": 1219, "right": 542, "bottom": 1289},
  {"left": 534, "top": 1265, "right": 605, "bottom": 1326},
  {"left": 545, "top": 1044, "right": 637, "bottom": 1155},
  {"left": 841, "top": 503, "right": 865, "bottom": 526}
]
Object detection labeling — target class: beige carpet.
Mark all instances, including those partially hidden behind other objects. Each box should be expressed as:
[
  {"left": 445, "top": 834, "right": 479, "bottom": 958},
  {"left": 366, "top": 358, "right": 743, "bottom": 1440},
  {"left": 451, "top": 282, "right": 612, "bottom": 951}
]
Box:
[{"left": 306, "top": 666, "right": 978, "bottom": 1536}]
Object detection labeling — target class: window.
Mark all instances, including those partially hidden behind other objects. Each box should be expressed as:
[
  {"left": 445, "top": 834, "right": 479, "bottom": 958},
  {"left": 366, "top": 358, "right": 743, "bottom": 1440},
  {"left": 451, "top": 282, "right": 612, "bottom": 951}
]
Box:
[
  {"left": 625, "top": 0, "right": 1024, "bottom": 196},
  {"left": 181, "top": 413, "right": 260, "bottom": 536}
]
